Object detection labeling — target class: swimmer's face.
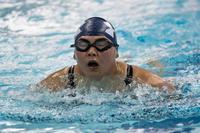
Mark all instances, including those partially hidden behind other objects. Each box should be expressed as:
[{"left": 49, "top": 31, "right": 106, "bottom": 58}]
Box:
[{"left": 74, "top": 36, "right": 118, "bottom": 79}]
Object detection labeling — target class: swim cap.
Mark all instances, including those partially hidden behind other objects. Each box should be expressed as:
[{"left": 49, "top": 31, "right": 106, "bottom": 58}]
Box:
[{"left": 74, "top": 17, "right": 118, "bottom": 48}]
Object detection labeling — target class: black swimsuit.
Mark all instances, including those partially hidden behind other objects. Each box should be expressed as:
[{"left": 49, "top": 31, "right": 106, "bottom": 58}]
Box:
[{"left": 66, "top": 64, "right": 133, "bottom": 89}]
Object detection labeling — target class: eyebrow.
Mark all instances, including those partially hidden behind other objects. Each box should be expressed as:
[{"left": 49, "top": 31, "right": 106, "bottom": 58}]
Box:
[
  {"left": 77, "top": 38, "right": 90, "bottom": 42},
  {"left": 78, "top": 38, "right": 110, "bottom": 43}
]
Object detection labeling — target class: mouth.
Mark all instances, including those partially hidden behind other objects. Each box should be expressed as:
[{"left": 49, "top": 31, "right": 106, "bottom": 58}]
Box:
[{"left": 87, "top": 60, "right": 99, "bottom": 68}]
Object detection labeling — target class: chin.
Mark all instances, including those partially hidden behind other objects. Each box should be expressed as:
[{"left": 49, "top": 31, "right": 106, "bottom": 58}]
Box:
[{"left": 86, "top": 70, "right": 103, "bottom": 79}]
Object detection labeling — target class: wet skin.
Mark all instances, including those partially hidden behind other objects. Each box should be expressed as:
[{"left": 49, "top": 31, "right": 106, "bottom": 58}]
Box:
[{"left": 39, "top": 36, "right": 174, "bottom": 92}]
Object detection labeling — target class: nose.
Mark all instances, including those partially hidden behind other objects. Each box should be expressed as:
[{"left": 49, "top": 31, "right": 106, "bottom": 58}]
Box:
[{"left": 87, "top": 46, "right": 98, "bottom": 57}]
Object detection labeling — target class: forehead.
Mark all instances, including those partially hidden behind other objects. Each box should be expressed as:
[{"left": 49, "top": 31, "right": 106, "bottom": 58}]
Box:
[{"left": 78, "top": 36, "right": 110, "bottom": 41}]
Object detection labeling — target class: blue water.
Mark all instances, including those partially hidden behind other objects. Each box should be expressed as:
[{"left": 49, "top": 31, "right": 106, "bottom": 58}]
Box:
[{"left": 0, "top": 0, "right": 200, "bottom": 132}]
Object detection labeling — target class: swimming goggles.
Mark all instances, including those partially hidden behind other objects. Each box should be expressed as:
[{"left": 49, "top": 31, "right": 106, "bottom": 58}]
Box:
[{"left": 71, "top": 38, "right": 115, "bottom": 52}]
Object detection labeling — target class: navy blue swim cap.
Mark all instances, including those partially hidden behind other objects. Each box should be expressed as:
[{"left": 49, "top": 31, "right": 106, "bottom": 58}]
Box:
[{"left": 74, "top": 17, "right": 118, "bottom": 48}]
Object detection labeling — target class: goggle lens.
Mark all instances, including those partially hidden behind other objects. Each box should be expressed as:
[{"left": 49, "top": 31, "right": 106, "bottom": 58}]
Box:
[{"left": 71, "top": 39, "right": 114, "bottom": 52}]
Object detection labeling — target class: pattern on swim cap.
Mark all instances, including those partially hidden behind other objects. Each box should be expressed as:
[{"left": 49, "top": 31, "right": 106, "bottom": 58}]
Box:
[{"left": 104, "top": 21, "right": 114, "bottom": 38}]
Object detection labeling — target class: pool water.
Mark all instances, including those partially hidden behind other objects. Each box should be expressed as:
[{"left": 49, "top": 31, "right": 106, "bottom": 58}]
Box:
[{"left": 0, "top": 0, "right": 200, "bottom": 132}]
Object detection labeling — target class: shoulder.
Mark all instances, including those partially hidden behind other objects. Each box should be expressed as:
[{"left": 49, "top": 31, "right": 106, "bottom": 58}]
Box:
[
  {"left": 132, "top": 65, "right": 151, "bottom": 79},
  {"left": 45, "top": 67, "right": 69, "bottom": 79},
  {"left": 38, "top": 66, "right": 70, "bottom": 91},
  {"left": 131, "top": 64, "right": 163, "bottom": 83},
  {"left": 116, "top": 61, "right": 137, "bottom": 77},
  {"left": 116, "top": 62, "right": 152, "bottom": 79}
]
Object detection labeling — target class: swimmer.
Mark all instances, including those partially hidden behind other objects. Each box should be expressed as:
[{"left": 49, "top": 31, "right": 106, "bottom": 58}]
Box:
[{"left": 38, "top": 17, "right": 174, "bottom": 92}]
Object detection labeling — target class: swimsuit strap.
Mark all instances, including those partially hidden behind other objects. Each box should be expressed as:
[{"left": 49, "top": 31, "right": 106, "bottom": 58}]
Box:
[
  {"left": 67, "top": 65, "right": 76, "bottom": 89},
  {"left": 124, "top": 64, "right": 133, "bottom": 85},
  {"left": 67, "top": 64, "right": 133, "bottom": 88}
]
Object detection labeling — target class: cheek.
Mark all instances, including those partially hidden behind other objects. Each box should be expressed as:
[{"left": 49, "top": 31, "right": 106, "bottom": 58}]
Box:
[
  {"left": 74, "top": 52, "right": 85, "bottom": 61},
  {"left": 100, "top": 50, "right": 116, "bottom": 62}
]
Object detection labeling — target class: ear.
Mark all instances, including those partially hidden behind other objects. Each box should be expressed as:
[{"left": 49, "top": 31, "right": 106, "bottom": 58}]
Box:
[
  {"left": 73, "top": 54, "right": 76, "bottom": 60},
  {"left": 115, "top": 52, "right": 119, "bottom": 58}
]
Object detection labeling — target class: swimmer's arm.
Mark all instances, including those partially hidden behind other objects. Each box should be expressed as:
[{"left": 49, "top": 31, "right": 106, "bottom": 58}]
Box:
[
  {"left": 132, "top": 65, "right": 174, "bottom": 92},
  {"left": 37, "top": 67, "right": 69, "bottom": 91}
]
